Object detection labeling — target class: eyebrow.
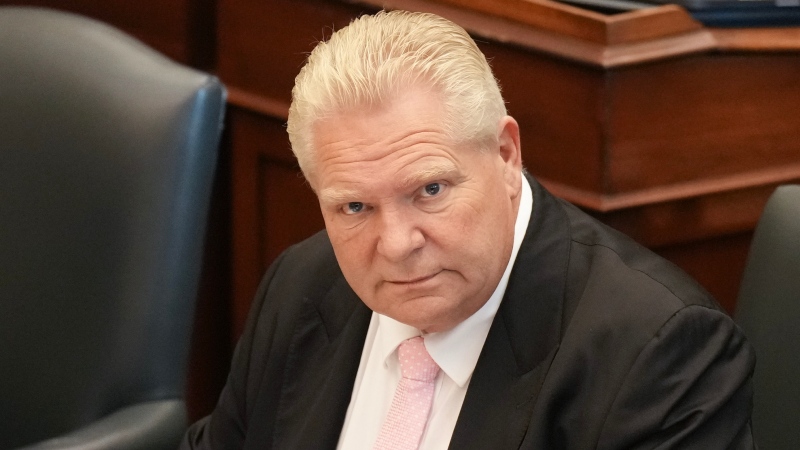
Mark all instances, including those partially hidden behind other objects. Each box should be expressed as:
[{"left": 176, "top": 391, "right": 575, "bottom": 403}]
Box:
[
  {"left": 317, "top": 161, "right": 460, "bottom": 206},
  {"left": 318, "top": 186, "right": 363, "bottom": 206},
  {"left": 399, "top": 161, "right": 459, "bottom": 190}
]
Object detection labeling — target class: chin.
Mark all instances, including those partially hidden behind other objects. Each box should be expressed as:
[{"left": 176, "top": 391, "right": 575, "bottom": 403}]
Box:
[{"left": 393, "top": 299, "right": 464, "bottom": 332}]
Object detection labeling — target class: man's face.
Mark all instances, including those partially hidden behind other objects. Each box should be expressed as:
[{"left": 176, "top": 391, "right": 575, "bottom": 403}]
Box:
[{"left": 310, "top": 87, "right": 522, "bottom": 333}]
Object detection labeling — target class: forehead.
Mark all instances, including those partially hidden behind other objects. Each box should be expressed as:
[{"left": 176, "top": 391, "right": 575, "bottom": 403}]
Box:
[{"left": 309, "top": 88, "right": 457, "bottom": 188}]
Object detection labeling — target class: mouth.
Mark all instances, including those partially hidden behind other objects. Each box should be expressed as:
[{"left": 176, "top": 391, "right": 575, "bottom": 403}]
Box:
[{"left": 387, "top": 271, "right": 442, "bottom": 285}]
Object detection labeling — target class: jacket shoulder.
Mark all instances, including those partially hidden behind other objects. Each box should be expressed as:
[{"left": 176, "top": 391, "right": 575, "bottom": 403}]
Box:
[{"left": 559, "top": 199, "right": 718, "bottom": 313}]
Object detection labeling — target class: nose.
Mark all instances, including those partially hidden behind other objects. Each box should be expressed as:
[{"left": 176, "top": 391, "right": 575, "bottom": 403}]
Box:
[{"left": 376, "top": 208, "right": 425, "bottom": 262}]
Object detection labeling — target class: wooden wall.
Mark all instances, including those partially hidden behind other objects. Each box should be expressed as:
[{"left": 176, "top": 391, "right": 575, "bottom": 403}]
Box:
[{"left": 4, "top": 0, "right": 799, "bottom": 421}]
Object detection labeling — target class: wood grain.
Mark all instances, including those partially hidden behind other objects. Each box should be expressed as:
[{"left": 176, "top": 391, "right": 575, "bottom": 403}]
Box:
[{"left": 0, "top": 0, "right": 215, "bottom": 66}]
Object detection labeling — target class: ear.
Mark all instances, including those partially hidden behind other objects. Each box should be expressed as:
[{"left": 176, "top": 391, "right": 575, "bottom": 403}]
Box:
[{"left": 496, "top": 115, "right": 523, "bottom": 200}]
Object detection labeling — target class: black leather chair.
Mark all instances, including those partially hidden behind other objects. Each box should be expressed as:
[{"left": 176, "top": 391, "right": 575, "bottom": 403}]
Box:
[
  {"left": 0, "top": 7, "right": 225, "bottom": 449},
  {"left": 735, "top": 185, "right": 800, "bottom": 450}
]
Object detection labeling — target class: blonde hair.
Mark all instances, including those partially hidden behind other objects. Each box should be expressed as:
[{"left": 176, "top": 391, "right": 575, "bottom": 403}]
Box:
[{"left": 287, "top": 10, "right": 507, "bottom": 179}]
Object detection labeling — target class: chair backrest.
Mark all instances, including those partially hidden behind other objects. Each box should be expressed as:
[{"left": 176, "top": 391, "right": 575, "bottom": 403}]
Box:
[
  {"left": 0, "top": 6, "right": 225, "bottom": 448},
  {"left": 735, "top": 184, "right": 800, "bottom": 449}
]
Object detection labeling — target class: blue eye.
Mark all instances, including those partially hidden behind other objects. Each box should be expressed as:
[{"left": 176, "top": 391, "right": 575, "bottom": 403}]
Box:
[
  {"left": 344, "top": 202, "right": 364, "bottom": 215},
  {"left": 423, "top": 183, "right": 442, "bottom": 196}
]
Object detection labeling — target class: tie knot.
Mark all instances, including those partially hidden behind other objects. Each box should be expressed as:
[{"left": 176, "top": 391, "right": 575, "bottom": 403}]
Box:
[{"left": 397, "top": 336, "right": 439, "bottom": 382}]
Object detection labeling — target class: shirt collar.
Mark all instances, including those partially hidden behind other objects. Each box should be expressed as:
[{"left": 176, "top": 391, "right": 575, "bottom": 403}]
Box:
[{"left": 375, "top": 175, "right": 534, "bottom": 387}]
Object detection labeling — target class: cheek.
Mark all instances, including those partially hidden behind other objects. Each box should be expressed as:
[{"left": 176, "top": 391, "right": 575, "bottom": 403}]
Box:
[
  {"left": 444, "top": 196, "right": 501, "bottom": 239},
  {"left": 328, "top": 230, "right": 374, "bottom": 279},
  {"left": 443, "top": 200, "right": 511, "bottom": 269}
]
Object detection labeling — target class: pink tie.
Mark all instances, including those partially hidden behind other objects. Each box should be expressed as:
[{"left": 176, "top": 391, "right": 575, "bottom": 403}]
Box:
[{"left": 373, "top": 336, "right": 441, "bottom": 450}]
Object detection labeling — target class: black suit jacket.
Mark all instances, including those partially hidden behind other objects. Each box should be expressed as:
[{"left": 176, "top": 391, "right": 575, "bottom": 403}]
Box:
[{"left": 183, "top": 176, "right": 755, "bottom": 449}]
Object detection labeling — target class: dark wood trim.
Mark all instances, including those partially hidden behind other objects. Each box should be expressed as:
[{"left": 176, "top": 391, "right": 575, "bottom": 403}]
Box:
[
  {"left": 227, "top": 86, "right": 290, "bottom": 120},
  {"left": 541, "top": 164, "right": 800, "bottom": 212},
  {"left": 346, "top": 0, "right": 800, "bottom": 67},
  {"left": 711, "top": 28, "right": 800, "bottom": 51}
]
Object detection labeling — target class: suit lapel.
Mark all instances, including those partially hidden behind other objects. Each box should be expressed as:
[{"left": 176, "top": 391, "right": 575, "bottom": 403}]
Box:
[
  {"left": 449, "top": 176, "right": 571, "bottom": 449},
  {"left": 269, "top": 277, "right": 372, "bottom": 450}
]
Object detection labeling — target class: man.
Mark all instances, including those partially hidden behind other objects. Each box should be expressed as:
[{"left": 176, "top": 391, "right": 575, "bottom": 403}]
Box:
[{"left": 182, "top": 10, "right": 755, "bottom": 449}]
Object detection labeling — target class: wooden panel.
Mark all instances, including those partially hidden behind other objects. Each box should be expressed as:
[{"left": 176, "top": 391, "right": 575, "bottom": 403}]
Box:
[
  {"left": 258, "top": 165, "right": 323, "bottom": 270},
  {"left": 428, "top": 0, "right": 614, "bottom": 42},
  {"left": 712, "top": 27, "right": 800, "bottom": 51},
  {"left": 591, "top": 183, "right": 779, "bottom": 248},
  {"left": 0, "top": 0, "right": 216, "bottom": 67},
  {"left": 351, "top": 0, "right": 718, "bottom": 67},
  {"left": 427, "top": 0, "right": 704, "bottom": 45},
  {"left": 230, "top": 107, "right": 271, "bottom": 340},
  {"left": 229, "top": 107, "right": 324, "bottom": 341},
  {"left": 217, "top": 0, "right": 369, "bottom": 105},
  {"left": 608, "top": 54, "right": 800, "bottom": 193}
]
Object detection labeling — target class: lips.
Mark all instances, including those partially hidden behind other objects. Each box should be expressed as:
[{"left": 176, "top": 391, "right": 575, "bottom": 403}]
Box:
[{"left": 387, "top": 270, "right": 441, "bottom": 285}]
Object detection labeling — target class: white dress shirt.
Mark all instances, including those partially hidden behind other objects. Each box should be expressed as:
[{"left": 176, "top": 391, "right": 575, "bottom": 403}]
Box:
[{"left": 337, "top": 176, "right": 533, "bottom": 450}]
